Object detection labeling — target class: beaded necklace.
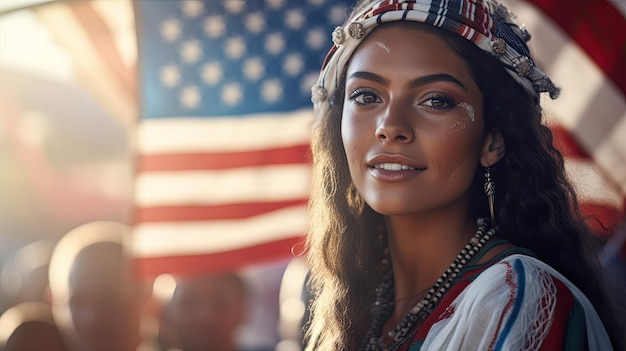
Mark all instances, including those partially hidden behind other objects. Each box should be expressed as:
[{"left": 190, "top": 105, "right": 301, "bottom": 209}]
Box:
[{"left": 363, "top": 218, "right": 496, "bottom": 351}]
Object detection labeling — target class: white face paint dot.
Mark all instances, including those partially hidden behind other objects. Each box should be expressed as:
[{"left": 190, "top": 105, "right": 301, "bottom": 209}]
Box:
[{"left": 457, "top": 102, "right": 475, "bottom": 121}]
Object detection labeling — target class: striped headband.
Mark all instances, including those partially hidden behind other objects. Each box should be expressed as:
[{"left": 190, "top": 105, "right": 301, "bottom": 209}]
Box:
[{"left": 311, "top": 0, "right": 560, "bottom": 106}]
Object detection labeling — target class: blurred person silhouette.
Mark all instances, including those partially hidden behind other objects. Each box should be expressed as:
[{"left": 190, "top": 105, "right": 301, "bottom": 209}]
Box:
[
  {"left": 1, "top": 239, "right": 56, "bottom": 308},
  {"left": 0, "top": 301, "right": 68, "bottom": 351},
  {"left": 48, "top": 221, "right": 151, "bottom": 351},
  {"left": 165, "top": 272, "right": 251, "bottom": 351}
]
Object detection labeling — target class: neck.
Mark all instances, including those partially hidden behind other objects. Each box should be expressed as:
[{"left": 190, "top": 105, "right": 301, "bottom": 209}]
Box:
[{"left": 385, "top": 209, "right": 476, "bottom": 323}]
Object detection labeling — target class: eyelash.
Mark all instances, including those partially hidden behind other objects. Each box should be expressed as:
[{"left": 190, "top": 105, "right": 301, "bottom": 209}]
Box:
[
  {"left": 348, "top": 88, "right": 381, "bottom": 106},
  {"left": 418, "top": 93, "right": 458, "bottom": 111}
]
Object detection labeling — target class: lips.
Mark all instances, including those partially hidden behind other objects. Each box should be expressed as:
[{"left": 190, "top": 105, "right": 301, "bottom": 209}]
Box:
[{"left": 367, "top": 155, "right": 426, "bottom": 182}]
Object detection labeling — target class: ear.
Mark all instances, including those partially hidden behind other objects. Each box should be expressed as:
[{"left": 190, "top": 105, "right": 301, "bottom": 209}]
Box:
[{"left": 480, "top": 128, "right": 505, "bottom": 167}]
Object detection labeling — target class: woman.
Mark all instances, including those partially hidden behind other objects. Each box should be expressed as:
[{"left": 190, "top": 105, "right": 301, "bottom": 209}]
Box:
[{"left": 305, "top": 0, "right": 624, "bottom": 350}]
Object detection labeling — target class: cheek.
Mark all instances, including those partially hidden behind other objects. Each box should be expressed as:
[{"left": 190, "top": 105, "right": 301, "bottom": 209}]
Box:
[
  {"left": 447, "top": 158, "right": 472, "bottom": 183},
  {"left": 431, "top": 128, "right": 483, "bottom": 183},
  {"left": 341, "top": 114, "right": 361, "bottom": 162}
]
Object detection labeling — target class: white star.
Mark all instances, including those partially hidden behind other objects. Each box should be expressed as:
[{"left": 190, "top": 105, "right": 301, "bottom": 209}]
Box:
[
  {"left": 180, "top": 39, "right": 202, "bottom": 63},
  {"left": 180, "top": 85, "right": 201, "bottom": 109},
  {"left": 245, "top": 12, "right": 266, "bottom": 34},
  {"left": 224, "top": 0, "right": 245, "bottom": 15},
  {"left": 161, "top": 19, "right": 181, "bottom": 42},
  {"left": 222, "top": 83, "right": 243, "bottom": 106},
  {"left": 285, "top": 9, "right": 306, "bottom": 30},
  {"left": 243, "top": 57, "right": 265, "bottom": 81},
  {"left": 203, "top": 15, "right": 226, "bottom": 38},
  {"left": 202, "top": 62, "right": 223, "bottom": 85},
  {"left": 308, "top": 0, "right": 326, "bottom": 6},
  {"left": 306, "top": 28, "right": 326, "bottom": 50},
  {"left": 224, "top": 37, "right": 246, "bottom": 60},
  {"left": 329, "top": 5, "right": 348, "bottom": 25},
  {"left": 301, "top": 72, "right": 319, "bottom": 94},
  {"left": 160, "top": 65, "right": 181, "bottom": 87},
  {"left": 182, "top": 0, "right": 204, "bottom": 18},
  {"left": 266, "top": 0, "right": 285, "bottom": 10},
  {"left": 265, "top": 33, "right": 285, "bottom": 55},
  {"left": 262, "top": 79, "right": 283, "bottom": 103},
  {"left": 283, "top": 53, "right": 303, "bottom": 76}
]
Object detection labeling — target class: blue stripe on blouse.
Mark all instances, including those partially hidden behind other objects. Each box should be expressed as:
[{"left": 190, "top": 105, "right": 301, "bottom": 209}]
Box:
[{"left": 494, "top": 258, "right": 526, "bottom": 350}]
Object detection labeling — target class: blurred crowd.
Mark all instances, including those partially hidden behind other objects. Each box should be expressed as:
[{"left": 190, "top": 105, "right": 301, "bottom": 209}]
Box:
[
  {"left": 0, "top": 219, "right": 624, "bottom": 351},
  {"left": 0, "top": 221, "right": 310, "bottom": 351}
]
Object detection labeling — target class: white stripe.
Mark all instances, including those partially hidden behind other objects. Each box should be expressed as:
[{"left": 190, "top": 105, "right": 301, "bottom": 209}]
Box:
[
  {"left": 135, "top": 164, "right": 311, "bottom": 207},
  {"left": 592, "top": 116, "right": 626, "bottom": 194},
  {"left": 36, "top": 3, "right": 136, "bottom": 129},
  {"left": 565, "top": 158, "right": 624, "bottom": 208},
  {"left": 502, "top": 0, "right": 626, "bottom": 196},
  {"left": 132, "top": 205, "right": 307, "bottom": 256},
  {"left": 138, "top": 109, "right": 314, "bottom": 154}
]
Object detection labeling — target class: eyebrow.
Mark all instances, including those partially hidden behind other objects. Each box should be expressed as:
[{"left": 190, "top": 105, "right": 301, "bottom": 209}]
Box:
[{"left": 347, "top": 71, "right": 467, "bottom": 91}]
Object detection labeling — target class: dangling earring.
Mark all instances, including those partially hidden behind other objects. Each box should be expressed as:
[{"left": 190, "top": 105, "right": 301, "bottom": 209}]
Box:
[{"left": 484, "top": 166, "right": 496, "bottom": 225}]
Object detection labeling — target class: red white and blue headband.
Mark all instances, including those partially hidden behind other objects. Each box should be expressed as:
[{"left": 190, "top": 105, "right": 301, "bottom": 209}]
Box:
[{"left": 311, "top": 0, "right": 560, "bottom": 106}]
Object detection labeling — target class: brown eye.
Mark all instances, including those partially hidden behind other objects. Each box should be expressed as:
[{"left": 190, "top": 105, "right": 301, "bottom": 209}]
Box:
[
  {"left": 349, "top": 88, "right": 382, "bottom": 105},
  {"left": 419, "top": 94, "right": 457, "bottom": 111}
]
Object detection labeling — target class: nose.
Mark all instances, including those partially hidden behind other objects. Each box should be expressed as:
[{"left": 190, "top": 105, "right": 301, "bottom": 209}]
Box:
[{"left": 375, "top": 101, "right": 414, "bottom": 143}]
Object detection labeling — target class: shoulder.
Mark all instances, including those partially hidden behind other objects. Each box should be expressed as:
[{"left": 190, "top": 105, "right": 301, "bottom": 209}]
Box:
[
  {"left": 462, "top": 254, "right": 565, "bottom": 319},
  {"left": 420, "top": 253, "right": 613, "bottom": 350}
]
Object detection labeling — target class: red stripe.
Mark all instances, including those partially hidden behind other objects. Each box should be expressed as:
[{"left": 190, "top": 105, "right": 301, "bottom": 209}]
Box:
[
  {"left": 549, "top": 125, "right": 589, "bottom": 160},
  {"left": 527, "top": 0, "right": 626, "bottom": 96},
  {"left": 137, "top": 144, "right": 311, "bottom": 172},
  {"left": 134, "top": 198, "right": 309, "bottom": 223},
  {"left": 579, "top": 202, "right": 626, "bottom": 239},
  {"left": 133, "top": 236, "right": 306, "bottom": 279}
]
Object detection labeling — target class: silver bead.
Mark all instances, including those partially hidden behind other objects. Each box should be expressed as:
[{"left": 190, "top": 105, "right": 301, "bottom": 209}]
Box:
[
  {"left": 348, "top": 21, "right": 365, "bottom": 39},
  {"left": 310, "top": 84, "right": 328, "bottom": 103},
  {"left": 331, "top": 26, "right": 345, "bottom": 46},
  {"left": 534, "top": 76, "right": 561, "bottom": 99},
  {"left": 492, "top": 38, "right": 507, "bottom": 56},
  {"left": 520, "top": 24, "right": 531, "bottom": 42},
  {"left": 512, "top": 56, "right": 533, "bottom": 76}
]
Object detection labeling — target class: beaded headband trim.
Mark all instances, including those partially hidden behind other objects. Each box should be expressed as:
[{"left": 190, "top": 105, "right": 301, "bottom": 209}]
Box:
[{"left": 311, "top": 0, "right": 560, "bottom": 106}]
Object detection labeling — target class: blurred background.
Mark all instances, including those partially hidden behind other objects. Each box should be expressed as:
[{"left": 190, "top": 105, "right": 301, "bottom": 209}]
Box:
[{"left": 0, "top": 0, "right": 624, "bottom": 350}]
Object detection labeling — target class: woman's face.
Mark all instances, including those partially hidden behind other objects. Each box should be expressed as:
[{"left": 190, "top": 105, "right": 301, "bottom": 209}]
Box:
[{"left": 341, "top": 24, "right": 488, "bottom": 216}]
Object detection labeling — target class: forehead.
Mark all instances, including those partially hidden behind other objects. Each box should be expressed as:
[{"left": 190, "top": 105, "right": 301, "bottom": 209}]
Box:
[{"left": 348, "top": 22, "right": 468, "bottom": 72}]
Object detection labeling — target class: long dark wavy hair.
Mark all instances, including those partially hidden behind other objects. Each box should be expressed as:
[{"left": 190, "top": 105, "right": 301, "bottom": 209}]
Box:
[{"left": 304, "top": 8, "right": 625, "bottom": 351}]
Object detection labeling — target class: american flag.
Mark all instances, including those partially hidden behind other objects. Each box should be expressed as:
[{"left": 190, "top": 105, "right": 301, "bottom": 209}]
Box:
[
  {"left": 6, "top": 0, "right": 622, "bottom": 280},
  {"left": 501, "top": 0, "right": 626, "bottom": 236},
  {"left": 132, "top": 0, "right": 353, "bottom": 278}
]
